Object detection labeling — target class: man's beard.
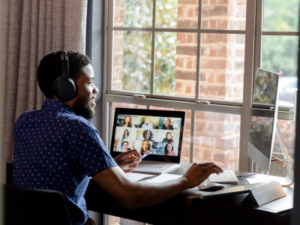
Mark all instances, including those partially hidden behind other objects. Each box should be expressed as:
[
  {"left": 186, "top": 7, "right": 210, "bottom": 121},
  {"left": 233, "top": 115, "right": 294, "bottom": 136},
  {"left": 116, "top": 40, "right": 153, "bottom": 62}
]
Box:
[{"left": 72, "top": 95, "right": 95, "bottom": 120}]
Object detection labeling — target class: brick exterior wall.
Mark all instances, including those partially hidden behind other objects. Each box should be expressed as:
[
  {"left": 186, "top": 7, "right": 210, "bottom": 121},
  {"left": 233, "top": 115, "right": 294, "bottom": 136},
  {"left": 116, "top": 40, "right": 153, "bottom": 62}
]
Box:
[{"left": 175, "top": 0, "right": 246, "bottom": 169}]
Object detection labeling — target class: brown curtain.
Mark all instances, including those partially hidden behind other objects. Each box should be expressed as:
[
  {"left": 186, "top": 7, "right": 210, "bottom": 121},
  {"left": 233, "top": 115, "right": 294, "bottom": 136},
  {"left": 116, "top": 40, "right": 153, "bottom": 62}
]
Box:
[{"left": 1, "top": 0, "right": 87, "bottom": 183}]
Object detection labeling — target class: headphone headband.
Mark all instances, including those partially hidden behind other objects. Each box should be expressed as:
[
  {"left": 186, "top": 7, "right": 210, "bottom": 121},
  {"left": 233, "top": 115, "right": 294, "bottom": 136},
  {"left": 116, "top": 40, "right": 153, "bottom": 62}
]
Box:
[{"left": 60, "top": 51, "right": 69, "bottom": 80}]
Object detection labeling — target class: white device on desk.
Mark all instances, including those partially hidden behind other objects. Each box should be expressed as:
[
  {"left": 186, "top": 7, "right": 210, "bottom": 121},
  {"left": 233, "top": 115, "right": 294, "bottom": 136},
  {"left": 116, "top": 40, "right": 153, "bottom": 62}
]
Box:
[
  {"left": 247, "top": 68, "right": 294, "bottom": 187},
  {"left": 208, "top": 170, "right": 239, "bottom": 185},
  {"left": 110, "top": 108, "right": 186, "bottom": 174},
  {"left": 247, "top": 68, "right": 280, "bottom": 174}
]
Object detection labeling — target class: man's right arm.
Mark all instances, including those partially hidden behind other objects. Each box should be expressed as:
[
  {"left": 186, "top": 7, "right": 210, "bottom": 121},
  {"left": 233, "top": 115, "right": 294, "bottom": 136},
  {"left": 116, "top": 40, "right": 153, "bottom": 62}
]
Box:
[{"left": 92, "top": 162, "right": 223, "bottom": 210}]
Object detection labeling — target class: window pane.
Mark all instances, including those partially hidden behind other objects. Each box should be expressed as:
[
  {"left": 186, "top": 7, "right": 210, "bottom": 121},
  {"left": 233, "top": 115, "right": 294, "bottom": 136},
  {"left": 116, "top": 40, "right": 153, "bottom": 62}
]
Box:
[
  {"left": 263, "top": 0, "right": 299, "bottom": 31},
  {"left": 269, "top": 120, "right": 295, "bottom": 177},
  {"left": 202, "top": 0, "right": 247, "bottom": 30},
  {"left": 112, "top": 31, "right": 152, "bottom": 93},
  {"left": 194, "top": 111, "right": 241, "bottom": 170},
  {"left": 262, "top": 36, "right": 299, "bottom": 105},
  {"left": 199, "top": 34, "right": 245, "bottom": 101},
  {"left": 114, "top": 0, "right": 153, "bottom": 27},
  {"left": 156, "top": 0, "right": 198, "bottom": 29},
  {"left": 150, "top": 106, "right": 191, "bottom": 163},
  {"left": 155, "top": 32, "right": 197, "bottom": 97}
]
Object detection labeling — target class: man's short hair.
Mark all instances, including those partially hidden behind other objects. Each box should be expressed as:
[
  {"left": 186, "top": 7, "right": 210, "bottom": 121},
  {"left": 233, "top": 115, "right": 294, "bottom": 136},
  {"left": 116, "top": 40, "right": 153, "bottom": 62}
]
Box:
[{"left": 38, "top": 50, "right": 91, "bottom": 98}]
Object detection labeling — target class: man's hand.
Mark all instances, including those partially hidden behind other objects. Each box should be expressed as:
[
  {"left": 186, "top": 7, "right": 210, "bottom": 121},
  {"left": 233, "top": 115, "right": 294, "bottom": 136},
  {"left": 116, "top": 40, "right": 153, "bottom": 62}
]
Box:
[
  {"left": 182, "top": 162, "right": 223, "bottom": 188},
  {"left": 114, "top": 150, "right": 142, "bottom": 173}
]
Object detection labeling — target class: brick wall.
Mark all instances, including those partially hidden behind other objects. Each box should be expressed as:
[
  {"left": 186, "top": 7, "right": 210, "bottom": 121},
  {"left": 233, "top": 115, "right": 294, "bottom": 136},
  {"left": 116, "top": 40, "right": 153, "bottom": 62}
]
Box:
[{"left": 176, "top": 0, "right": 246, "bottom": 169}]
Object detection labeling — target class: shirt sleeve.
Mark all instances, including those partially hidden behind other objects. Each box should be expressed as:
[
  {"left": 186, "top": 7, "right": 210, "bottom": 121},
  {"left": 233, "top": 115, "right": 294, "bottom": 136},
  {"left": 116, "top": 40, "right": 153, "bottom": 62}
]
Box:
[{"left": 65, "top": 120, "right": 118, "bottom": 177}]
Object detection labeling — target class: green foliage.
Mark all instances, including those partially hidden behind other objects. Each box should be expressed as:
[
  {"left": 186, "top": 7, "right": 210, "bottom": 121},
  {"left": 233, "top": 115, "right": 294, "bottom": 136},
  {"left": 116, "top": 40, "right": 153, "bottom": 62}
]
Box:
[
  {"left": 262, "top": 36, "right": 299, "bottom": 77},
  {"left": 262, "top": 0, "right": 299, "bottom": 77},
  {"left": 122, "top": 0, "right": 178, "bottom": 94},
  {"left": 122, "top": 31, "right": 152, "bottom": 93},
  {"left": 264, "top": 0, "right": 299, "bottom": 31}
]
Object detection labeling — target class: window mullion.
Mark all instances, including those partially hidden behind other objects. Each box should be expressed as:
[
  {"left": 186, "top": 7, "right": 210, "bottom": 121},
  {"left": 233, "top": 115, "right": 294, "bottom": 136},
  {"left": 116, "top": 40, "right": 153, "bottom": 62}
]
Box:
[
  {"left": 254, "top": 0, "right": 264, "bottom": 71},
  {"left": 190, "top": 110, "right": 195, "bottom": 163},
  {"left": 195, "top": 0, "right": 202, "bottom": 100},
  {"left": 150, "top": 0, "right": 157, "bottom": 95},
  {"left": 239, "top": 0, "right": 257, "bottom": 172}
]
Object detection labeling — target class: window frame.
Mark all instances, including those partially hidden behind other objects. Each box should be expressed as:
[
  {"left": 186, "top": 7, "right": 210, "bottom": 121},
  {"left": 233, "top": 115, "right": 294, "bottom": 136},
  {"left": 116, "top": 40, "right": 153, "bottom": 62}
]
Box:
[{"left": 102, "top": 0, "right": 297, "bottom": 173}]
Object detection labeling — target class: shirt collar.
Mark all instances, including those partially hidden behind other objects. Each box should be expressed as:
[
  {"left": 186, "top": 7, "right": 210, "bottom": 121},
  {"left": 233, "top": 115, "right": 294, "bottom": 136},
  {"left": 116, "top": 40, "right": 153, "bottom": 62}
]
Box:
[{"left": 42, "top": 98, "right": 75, "bottom": 115}]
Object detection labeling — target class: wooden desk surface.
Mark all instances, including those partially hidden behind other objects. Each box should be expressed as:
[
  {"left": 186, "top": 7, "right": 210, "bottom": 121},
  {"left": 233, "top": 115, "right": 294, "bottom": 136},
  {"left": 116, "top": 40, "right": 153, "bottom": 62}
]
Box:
[{"left": 85, "top": 162, "right": 294, "bottom": 225}]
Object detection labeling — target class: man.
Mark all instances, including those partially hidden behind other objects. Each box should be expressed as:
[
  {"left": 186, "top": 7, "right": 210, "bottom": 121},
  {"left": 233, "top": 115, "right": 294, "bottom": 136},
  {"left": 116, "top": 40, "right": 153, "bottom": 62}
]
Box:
[
  {"left": 141, "top": 118, "right": 153, "bottom": 129},
  {"left": 13, "top": 51, "right": 223, "bottom": 225}
]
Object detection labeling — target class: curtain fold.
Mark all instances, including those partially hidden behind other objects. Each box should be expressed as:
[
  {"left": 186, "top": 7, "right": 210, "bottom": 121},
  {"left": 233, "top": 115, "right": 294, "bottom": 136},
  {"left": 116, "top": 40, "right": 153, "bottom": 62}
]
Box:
[{"left": 1, "top": 0, "right": 87, "bottom": 183}]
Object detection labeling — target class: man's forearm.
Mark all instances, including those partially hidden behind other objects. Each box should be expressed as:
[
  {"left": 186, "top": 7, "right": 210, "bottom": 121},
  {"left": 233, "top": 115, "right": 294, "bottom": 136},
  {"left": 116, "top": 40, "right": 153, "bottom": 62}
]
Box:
[{"left": 124, "top": 177, "right": 189, "bottom": 209}]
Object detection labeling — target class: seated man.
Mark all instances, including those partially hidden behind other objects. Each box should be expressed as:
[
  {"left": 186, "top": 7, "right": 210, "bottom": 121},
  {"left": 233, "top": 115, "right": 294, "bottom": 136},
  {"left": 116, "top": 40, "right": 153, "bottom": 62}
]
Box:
[{"left": 13, "top": 51, "right": 223, "bottom": 225}]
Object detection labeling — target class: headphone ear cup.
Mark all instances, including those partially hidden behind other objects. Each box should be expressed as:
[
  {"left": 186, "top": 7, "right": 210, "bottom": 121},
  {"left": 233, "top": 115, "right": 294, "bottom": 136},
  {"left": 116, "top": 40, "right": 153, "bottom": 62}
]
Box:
[{"left": 53, "top": 77, "right": 76, "bottom": 102}]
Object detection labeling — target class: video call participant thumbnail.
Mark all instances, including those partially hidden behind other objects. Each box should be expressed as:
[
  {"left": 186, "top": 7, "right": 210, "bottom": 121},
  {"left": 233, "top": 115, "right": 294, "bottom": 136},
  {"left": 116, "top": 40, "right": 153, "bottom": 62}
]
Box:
[
  {"left": 164, "top": 143, "right": 176, "bottom": 156},
  {"left": 162, "top": 117, "right": 173, "bottom": 130},
  {"left": 121, "top": 141, "right": 130, "bottom": 151},
  {"left": 142, "top": 118, "right": 153, "bottom": 129},
  {"left": 123, "top": 129, "right": 130, "bottom": 140},
  {"left": 140, "top": 130, "right": 155, "bottom": 141},
  {"left": 123, "top": 115, "right": 132, "bottom": 127},
  {"left": 140, "top": 140, "right": 150, "bottom": 155},
  {"left": 162, "top": 132, "right": 175, "bottom": 143}
]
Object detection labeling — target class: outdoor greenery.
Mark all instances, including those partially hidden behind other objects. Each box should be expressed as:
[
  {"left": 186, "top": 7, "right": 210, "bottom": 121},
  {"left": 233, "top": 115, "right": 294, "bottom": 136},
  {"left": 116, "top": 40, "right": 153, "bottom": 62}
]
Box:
[
  {"left": 262, "top": 0, "right": 299, "bottom": 77},
  {"left": 122, "top": 0, "right": 178, "bottom": 94}
]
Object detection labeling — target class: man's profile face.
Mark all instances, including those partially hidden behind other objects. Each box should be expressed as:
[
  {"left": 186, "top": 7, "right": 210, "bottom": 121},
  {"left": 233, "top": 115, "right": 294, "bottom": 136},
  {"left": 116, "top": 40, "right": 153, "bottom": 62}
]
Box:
[{"left": 72, "top": 64, "right": 98, "bottom": 119}]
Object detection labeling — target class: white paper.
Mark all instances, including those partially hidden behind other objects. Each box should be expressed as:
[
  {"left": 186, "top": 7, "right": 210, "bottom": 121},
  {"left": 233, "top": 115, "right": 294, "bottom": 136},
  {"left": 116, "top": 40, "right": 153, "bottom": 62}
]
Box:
[
  {"left": 247, "top": 175, "right": 287, "bottom": 184},
  {"left": 145, "top": 173, "right": 182, "bottom": 183},
  {"left": 126, "top": 173, "right": 155, "bottom": 182}
]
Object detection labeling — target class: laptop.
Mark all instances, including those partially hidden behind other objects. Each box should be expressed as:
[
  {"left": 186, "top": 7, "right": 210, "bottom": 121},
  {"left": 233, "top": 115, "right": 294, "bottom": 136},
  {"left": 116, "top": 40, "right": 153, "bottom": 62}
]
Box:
[{"left": 110, "top": 108, "right": 186, "bottom": 174}]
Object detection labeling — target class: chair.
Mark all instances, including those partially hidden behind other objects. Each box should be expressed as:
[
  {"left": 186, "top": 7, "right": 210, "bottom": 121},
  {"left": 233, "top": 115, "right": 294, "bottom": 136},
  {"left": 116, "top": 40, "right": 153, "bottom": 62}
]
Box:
[{"left": 4, "top": 162, "right": 72, "bottom": 225}]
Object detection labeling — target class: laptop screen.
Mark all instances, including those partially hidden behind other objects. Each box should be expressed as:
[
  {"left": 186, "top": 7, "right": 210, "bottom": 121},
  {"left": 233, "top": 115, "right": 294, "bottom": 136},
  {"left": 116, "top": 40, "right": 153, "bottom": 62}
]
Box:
[{"left": 110, "top": 108, "right": 186, "bottom": 163}]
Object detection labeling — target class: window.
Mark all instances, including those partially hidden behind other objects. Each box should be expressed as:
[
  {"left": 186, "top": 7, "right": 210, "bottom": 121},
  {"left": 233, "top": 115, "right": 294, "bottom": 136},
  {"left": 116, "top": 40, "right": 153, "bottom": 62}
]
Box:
[
  {"left": 256, "top": 0, "right": 299, "bottom": 176},
  {"left": 103, "top": 0, "right": 298, "bottom": 224},
  {"left": 103, "top": 0, "right": 298, "bottom": 180},
  {"left": 104, "top": 0, "right": 254, "bottom": 172}
]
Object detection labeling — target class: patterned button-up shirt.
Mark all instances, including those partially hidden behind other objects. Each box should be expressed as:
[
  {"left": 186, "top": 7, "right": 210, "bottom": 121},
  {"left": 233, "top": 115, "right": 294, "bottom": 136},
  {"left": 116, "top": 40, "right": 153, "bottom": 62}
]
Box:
[{"left": 13, "top": 98, "right": 117, "bottom": 225}]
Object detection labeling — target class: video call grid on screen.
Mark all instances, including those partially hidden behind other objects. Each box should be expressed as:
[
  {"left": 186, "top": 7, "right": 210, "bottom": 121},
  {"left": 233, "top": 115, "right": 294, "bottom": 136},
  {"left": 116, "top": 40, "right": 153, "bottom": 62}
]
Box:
[{"left": 110, "top": 108, "right": 186, "bottom": 163}]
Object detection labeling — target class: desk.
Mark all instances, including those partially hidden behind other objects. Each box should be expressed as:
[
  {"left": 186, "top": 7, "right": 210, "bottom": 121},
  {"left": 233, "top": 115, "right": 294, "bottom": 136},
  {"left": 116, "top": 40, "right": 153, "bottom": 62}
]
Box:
[{"left": 85, "top": 162, "right": 293, "bottom": 225}]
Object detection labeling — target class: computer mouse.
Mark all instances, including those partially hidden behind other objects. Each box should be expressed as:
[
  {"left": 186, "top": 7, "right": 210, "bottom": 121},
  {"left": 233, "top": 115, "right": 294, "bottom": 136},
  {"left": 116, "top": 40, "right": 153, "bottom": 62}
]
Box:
[{"left": 198, "top": 183, "right": 224, "bottom": 191}]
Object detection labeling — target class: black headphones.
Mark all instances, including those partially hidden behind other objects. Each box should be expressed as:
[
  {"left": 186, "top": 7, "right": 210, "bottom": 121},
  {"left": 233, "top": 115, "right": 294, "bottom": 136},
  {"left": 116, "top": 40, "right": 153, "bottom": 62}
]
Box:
[{"left": 53, "top": 50, "right": 76, "bottom": 102}]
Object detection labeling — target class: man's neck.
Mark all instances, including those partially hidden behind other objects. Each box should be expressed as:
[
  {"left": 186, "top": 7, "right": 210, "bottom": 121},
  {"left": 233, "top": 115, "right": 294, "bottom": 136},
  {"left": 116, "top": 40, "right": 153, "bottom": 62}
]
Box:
[{"left": 53, "top": 96, "right": 74, "bottom": 112}]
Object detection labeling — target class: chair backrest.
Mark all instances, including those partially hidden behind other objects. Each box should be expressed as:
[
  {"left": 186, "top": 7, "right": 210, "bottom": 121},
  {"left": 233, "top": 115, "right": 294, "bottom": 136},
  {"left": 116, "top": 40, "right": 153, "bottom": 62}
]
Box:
[{"left": 4, "top": 184, "right": 72, "bottom": 225}]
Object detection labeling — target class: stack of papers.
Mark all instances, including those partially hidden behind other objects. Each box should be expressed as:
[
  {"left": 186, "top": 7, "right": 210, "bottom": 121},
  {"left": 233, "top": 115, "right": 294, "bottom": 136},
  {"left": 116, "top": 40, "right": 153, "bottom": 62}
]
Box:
[
  {"left": 246, "top": 175, "right": 287, "bottom": 184},
  {"left": 126, "top": 173, "right": 156, "bottom": 182},
  {"left": 145, "top": 173, "right": 183, "bottom": 183}
]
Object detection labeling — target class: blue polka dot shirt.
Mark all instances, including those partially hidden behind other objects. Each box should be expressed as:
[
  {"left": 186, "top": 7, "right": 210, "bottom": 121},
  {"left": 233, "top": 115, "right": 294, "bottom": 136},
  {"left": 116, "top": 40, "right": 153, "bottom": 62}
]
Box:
[{"left": 13, "top": 98, "right": 118, "bottom": 225}]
